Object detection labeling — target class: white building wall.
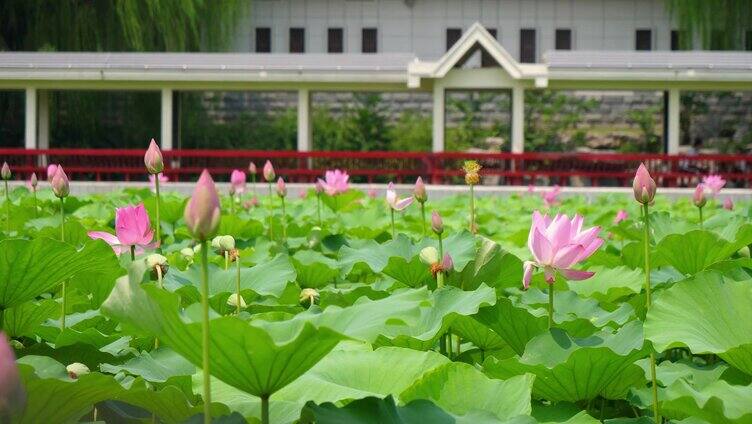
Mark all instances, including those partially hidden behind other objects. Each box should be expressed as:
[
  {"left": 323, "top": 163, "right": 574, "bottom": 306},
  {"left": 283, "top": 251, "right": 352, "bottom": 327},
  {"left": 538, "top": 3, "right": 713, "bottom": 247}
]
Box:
[{"left": 238, "top": 0, "right": 676, "bottom": 60}]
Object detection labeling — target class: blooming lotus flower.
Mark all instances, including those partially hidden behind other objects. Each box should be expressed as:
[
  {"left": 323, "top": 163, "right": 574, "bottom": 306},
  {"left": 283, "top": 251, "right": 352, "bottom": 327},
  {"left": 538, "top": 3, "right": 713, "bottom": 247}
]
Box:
[
  {"left": 0, "top": 162, "right": 9, "bottom": 180},
  {"left": 184, "top": 169, "right": 221, "bottom": 240},
  {"left": 148, "top": 173, "right": 168, "bottom": 193},
  {"left": 0, "top": 332, "right": 25, "bottom": 416},
  {"left": 230, "top": 169, "right": 246, "bottom": 195},
  {"left": 693, "top": 184, "right": 707, "bottom": 208},
  {"left": 51, "top": 165, "right": 70, "bottom": 198},
  {"left": 613, "top": 210, "right": 628, "bottom": 225},
  {"left": 276, "top": 177, "right": 287, "bottom": 197},
  {"left": 633, "top": 163, "right": 656, "bottom": 204},
  {"left": 46, "top": 164, "right": 58, "bottom": 182},
  {"left": 541, "top": 185, "right": 561, "bottom": 208},
  {"left": 144, "top": 139, "right": 164, "bottom": 174},
  {"left": 431, "top": 210, "right": 444, "bottom": 234},
  {"left": 263, "top": 160, "right": 275, "bottom": 182},
  {"left": 702, "top": 174, "right": 726, "bottom": 197},
  {"left": 299, "top": 288, "right": 320, "bottom": 308},
  {"left": 116, "top": 204, "right": 155, "bottom": 247},
  {"left": 385, "top": 182, "right": 413, "bottom": 211},
  {"left": 724, "top": 197, "right": 734, "bottom": 210},
  {"left": 523, "top": 211, "right": 604, "bottom": 288},
  {"left": 317, "top": 169, "right": 350, "bottom": 196},
  {"left": 413, "top": 177, "right": 427, "bottom": 203}
]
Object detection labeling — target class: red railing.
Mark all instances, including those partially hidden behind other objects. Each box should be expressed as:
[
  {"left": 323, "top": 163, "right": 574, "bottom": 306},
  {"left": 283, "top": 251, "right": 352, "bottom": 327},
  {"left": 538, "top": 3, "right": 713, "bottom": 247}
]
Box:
[{"left": 2, "top": 148, "right": 751, "bottom": 187}]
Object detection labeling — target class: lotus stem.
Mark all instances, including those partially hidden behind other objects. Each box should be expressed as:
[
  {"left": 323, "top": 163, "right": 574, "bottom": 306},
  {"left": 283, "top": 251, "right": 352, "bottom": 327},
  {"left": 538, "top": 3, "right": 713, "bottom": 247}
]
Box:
[
  {"left": 548, "top": 283, "right": 555, "bottom": 329},
  {"left": 420, "top": 202, "right": 426, "bottom": 237},
  {"left": 267, "top": 182, "right": 274, "bottom": 240},
  {"left": 251, "top": 174, "right": 256, "bottom": 195},
  {"left": 390, "top": 208, "right": 396, "bottom": 239},
  {"left": 447, "top": 332, "right": 453, "bottom": 359},
  {"left": 642, "top": 203, "right": 660, "bottom": 424},
  {"left": 235, "top": 253, "right": 242, "bottom": 315},
  {"left": 229, "top": 194, "right": 235, "bottom": 215},
  {"left": 130, "top": 245, "right": 136, "bottom": 262},
  {"left": 469, "top": 184, "right": 475, "bottom": 234},
  {"left": 200, "top": 239, "right": 211, "bottom": 424},
  {"left": 261, "top": 394, "right": 270, "bottom": 424},
  {"left": 316, "top": 193, "right": 322, "bottom": 227},
  {"left": 4, "top": 180, "right": 9, "bottom": 233},
  {"left": 154, "top": 176, "right": 162, "bottom": 250},
  {"left": 32, "top": 189, "right": 38, "bottom": 218},
  {"left": 60, "top": 197, "right": 66, "bottom": 331},
  {"left": 224, "top": 250, "right": 229, "bottom": 271},
  {"left": 438, "top": 233, "right": 444, "bottom": 260},
  {"left": 698, "top": 206, "right": 703, "bottom": 228},
  {"left": 155, "top": 265, "right": 163, "bottom": 349},
  {"left": 280, "top": 196, "right": 287, "bottom": 241}
]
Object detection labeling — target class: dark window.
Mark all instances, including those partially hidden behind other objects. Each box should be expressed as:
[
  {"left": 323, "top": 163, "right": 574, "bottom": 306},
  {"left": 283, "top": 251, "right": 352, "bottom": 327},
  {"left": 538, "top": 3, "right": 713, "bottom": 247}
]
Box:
[
  {"left": 555, "top": 29, "right": 572, "bottom": 50},
  {"left": 328, "top": 28, "right": 343, "bottom": 53},
  {"left": 635, "top": 29, "right": 652, "bottom": 50},
  {"left": 520, "top": 29, "right": 536, "bottom": 63},
  {"left": 289, "top": 27, "right": 305, "bottom": 53},
  {"left": 671, "top": 30, "right": 680, "bottom": 51},
  {"left": 362, "top": 28, "right": 377, "bottom": 53},
  {"left": 481, "top": 28, "right": 497, "bottom": 67},
  {"left": 255, "top": 27, "right": 271, "bottom": 53},
  {"left": 746, "top": 30, "right": 752, "bottom": 51},
  {"left": 446, "top": 28, "right": 462, "bottom": 51},
  {"left": 710, "top": 30, "right": 725, "bottom": 50}
]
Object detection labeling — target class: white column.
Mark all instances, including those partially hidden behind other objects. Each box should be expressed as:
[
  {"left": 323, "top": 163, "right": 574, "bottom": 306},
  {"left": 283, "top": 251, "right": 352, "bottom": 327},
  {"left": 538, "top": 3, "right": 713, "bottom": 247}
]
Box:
[
  {"left": 37, "top": 90, "right": 50, "bottom": 149},
  {"left": 432, "top": 85, "right": 445, "bottom": 152},
  {"left": 667, "top": 88, "right": 680, "bottom": 154},
  {"left": 511, "top": 85, "right": 525, "bottom": 153},
  {"left": 160, "top": 88, "right": 173, "bottom": 150},
  {"left": 24, "top": 88, "right": 38, "bottom": 149},
  {"left": 297, "top": 89, "right": 312, "bottom": 151}
]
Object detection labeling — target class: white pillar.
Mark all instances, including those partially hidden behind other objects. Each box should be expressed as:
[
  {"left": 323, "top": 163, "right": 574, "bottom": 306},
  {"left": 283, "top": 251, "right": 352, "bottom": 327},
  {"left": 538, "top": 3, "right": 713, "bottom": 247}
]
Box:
[
  {"left": 667, "top": 88, "right": 680, "bottom": 154},
  {"left": 24, "top": 88, "right": 38, "bottom": 149},
  {"left": 511, "top": 85, "right": 525, "bottom": 153},
  {"left": 160, "top": 89, "right": 173, "bottom": 150},
  {"left": 38, "top": 90, "right": 50, "bottom": 149},
  {"left": 432, "top": 85, "right": 445, "bottom": 152},
  {"left": 297, "top": 89, "right": 312, "bottom": 151}
]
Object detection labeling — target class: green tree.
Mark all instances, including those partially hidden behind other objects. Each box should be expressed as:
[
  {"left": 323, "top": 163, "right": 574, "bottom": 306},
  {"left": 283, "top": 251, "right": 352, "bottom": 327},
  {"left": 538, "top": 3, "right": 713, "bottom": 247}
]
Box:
[{"left": 667, "top": 0, "right": 752, "bottom": 50}]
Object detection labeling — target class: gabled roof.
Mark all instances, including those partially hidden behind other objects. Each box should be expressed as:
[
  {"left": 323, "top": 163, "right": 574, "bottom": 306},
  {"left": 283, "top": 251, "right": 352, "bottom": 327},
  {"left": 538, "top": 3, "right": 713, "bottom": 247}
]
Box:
[{"left": 408, "top": 22, "right": 547, "bottom": 82}]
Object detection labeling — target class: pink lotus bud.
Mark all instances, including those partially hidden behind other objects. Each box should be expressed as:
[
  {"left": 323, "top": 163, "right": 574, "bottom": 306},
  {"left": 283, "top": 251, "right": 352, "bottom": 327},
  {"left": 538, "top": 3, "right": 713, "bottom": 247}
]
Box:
[
  {"left": 613, "top": 210, "right": 628, "bottom": 225},
  {"left": 693, "top": 184, "right": 707, "bottom": 208},
  {"left": 51, "top": 165, "right": 70, "bottom": 198},
  {"left": 263, "top": 160, "right": 275, "bottom": 182},
  {"left": 522, "top": 261, "right": 535, "bottom": 289},
  {"left": 431, "top": 210, "right": 443, "bottom": 235},
  {"left": 723, "top": 197, "right": 734, "bottom": 211},
  {"left": 0, "top": 162, "right": 9, "bottom": 180},
  {"left": 184, "top": 170, "right": 221, "bottom": 240},
  {"left": 413, "top": 177, "right": 427, "bottom": 203},
  {"left": 0, "top": 332, "right": 26, "bottom": 417},
  {"left": 230, "top": 169, "right": 246, "bottom": 195},
  {"left": 276, "top": 177, "right": 287, "bottom": 197},
  {"left": 144, "top": 139, "right": 164, "bottom": 174},
  {"left": 441, "top": 253, "right": 453, "bottom": 272},
  {"left": 368, "top": 188, "right": 377, "bottom": 199},
  {"left": 46, "top": 164, "right": 58, "bottom": 182},
  {"left": 29, "top": 173, "right": 38, "bottom": 189},
  {"left": 248, "top": 162, "right": 257, "bottom": 175},
  {"left": 633, "top": 163, "right": 656, "bottom": 205}
]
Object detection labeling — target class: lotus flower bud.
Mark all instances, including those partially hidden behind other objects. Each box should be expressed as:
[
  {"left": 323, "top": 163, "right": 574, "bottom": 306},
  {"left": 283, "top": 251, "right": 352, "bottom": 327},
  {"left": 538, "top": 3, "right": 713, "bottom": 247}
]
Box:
[
  {"left": 227, "top": 293, "right": 247, "bottom": 309},
  {"left": 144, "top": 139, "right": 164, "bottom": 174},
  {"left": 248, "top": 162, "right": 257, "bottom": 175},
  {"left": 693, "top": 184, "right": 707, "bottom": 208},
  {"left": 419, "top": 246, "right": 439, "bottom": 265},
  {"left": 724, "top": 197, "right": 734, "bottom": 211},
  {"left": 211, "top": 235, "right": 235, "bottom": 252},
  {"left": 613, "top": 210, "right": 628, "bottom": 225},
  {"left": 441, "top": 253, "right": 454, "bottom": 272},
  {"left": 66, "top": 362, "right": 90, "bottom": 379},
  {"left": 183, "top": 169, "right": 221, "bottom": 241},
  {"left": 263, "top": 160, "right": 275, "bottom": 182},
  {"left": 30, "top": 173, "right": 38, "bottom": 189},
  {"left": 0, "top": 162, "right": 9, "bottom": 180},
  {"left": 276, "top": 177, "right": 287, "bottom": 197},
  {"left": 51, "top": 165, "right": 70, "bottom": 198},
  {"left": 463, "top": 161, "right": 481, "bottom": 185},
  {"left": 413, "top": 177, "right": 427, "bottom": 203},
  {"left": 145, "top": 253, "right": 169, "bottom": 278},
  {"left": 180, "top": 247, "right": 195, "bottom": 260},
  {"left": 0, "top": 332, "right": 25, "bottom": 417},
  {"left": 522, "top": 261, "right": 535, "bottom": 289},
  {"left": 314, "top": 179, "right": 324, "bottom": 194},
  {"left": 632, "top": 163, "right": 656, "bottom": 205},
  {"left": 46, "top": 164, "right": 58, "bottom": 182},
  {"left": 299, "top": 288, "right": 320, "bottom": 308},
  {"left": 431, "top": 211, "right": 444, "bottom": 235}
]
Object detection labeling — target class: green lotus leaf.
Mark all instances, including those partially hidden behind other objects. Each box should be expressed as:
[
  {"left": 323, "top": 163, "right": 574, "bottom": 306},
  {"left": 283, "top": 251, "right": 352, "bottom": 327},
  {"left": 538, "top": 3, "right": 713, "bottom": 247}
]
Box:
[
  {"left": 292, "top": 250, "right": 339, "bottom": 288},
  {"left": 100, "top": 347, "right": 196, "bottom": 382},
  {"left": 484, "top": 322, "right": 648, "bottom": 402},
  {"left": 449, "top": 237, "right": 523, "bottom": 291},
  {"left": 565, "top": 266, "right": 644, "bottom": 303},
  {"left": 381, "top": 255, "right": 433, "bottom": 288},
  {"left": 659, "top": 379, "right": 752, "bottom": 424},
  {"left": 300, "top": 395, "right": 454, "bottom": 424},
  {"left": 0, "top": 299, "right": 58, "bottom": 338},
  {"left": 644, "top": 271, "right": 752, "bottom": 375},
  {"left": 656, "top": 228, "right": 752, "bottom": 276}
]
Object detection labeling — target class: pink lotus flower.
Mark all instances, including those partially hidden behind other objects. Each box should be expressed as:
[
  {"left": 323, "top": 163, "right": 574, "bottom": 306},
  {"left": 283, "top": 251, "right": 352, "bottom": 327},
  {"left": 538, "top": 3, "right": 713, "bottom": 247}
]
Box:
[
  {"left": 0, "top": 332, "right": 25, "bottom": 416},
  {"left": 317, "top": 169, "right": 350, "bottom": 196},
  {"left": 386, "top": 182, "right": 413, "bottom": 211},
  {"left": 541, "top": 185, "right": 561, "bottom": 208},
  {"left": 263, "top": 160, "right": 275, "bottom": 182},
  {"left": 523, "top": 211, "right": 603, "bottom": 288},
  {"left": 51, "top": 165, "right": 69, "bottom": 198},
  {"left": 298, "top": 190, "right": 307, "bottom": 199},
  {"left": 89, "top": 203, "right": 157, "bottom": 255},
  {"left": 276, "top": 177, "right": 287, "bottom": 197},
  {"left": 148, "top": 173, "right": 168, "bottom": 193},
  {"left": 723, "top": 197, "right": 734, "bottom": 210},
  {"left": 413, "top": 177, "right": 427, "bottom": 203},
  {"left": 230, "top": 169, "right": 246, "bottom": 195},
  {"left": 184, "top": 170, "right": 221, "bottom": 240},
  {"left": 693, "top": 183, "right": 707, "bottom": 208},
  {"left": 613, "top": 210, "right": 628, "bottom": 225},
  {"left": 144, "top": 139, "right": 164, "bottom": 175},
  {"left": 702, "top": 174, "right": 726, "bottom": 197},
  {"left": 47, "top": 163, "right": 58, "bottom": 182},
  {"left": 633, "top": 163, "right": 657, "bottom": 204}
]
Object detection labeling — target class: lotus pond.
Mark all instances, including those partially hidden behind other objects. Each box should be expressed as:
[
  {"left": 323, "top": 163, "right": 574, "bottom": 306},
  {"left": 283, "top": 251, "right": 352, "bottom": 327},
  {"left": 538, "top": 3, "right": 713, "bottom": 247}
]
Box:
[{"left": 1, "top": 166, "right": 751, "bottom": 424}]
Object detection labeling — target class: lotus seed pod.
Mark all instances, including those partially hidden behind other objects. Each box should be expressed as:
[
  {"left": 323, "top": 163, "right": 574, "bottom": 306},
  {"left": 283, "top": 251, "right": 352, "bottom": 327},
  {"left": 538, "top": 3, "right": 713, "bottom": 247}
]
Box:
[
  {"left": 181, "top": 247, "right": 195, "bottom": 259},
  {"left": 211, "top": 235, "right": 235, "bottom": 252},
  {"left": 66, "top": 362, "right": 90, "bottom": 379}
]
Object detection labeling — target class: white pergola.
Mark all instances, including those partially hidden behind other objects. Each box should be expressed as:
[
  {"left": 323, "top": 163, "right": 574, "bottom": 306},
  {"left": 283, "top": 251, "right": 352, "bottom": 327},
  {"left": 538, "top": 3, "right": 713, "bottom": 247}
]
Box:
[{"left": 2, "top": 23, "right": 752, "bottom": 154}]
